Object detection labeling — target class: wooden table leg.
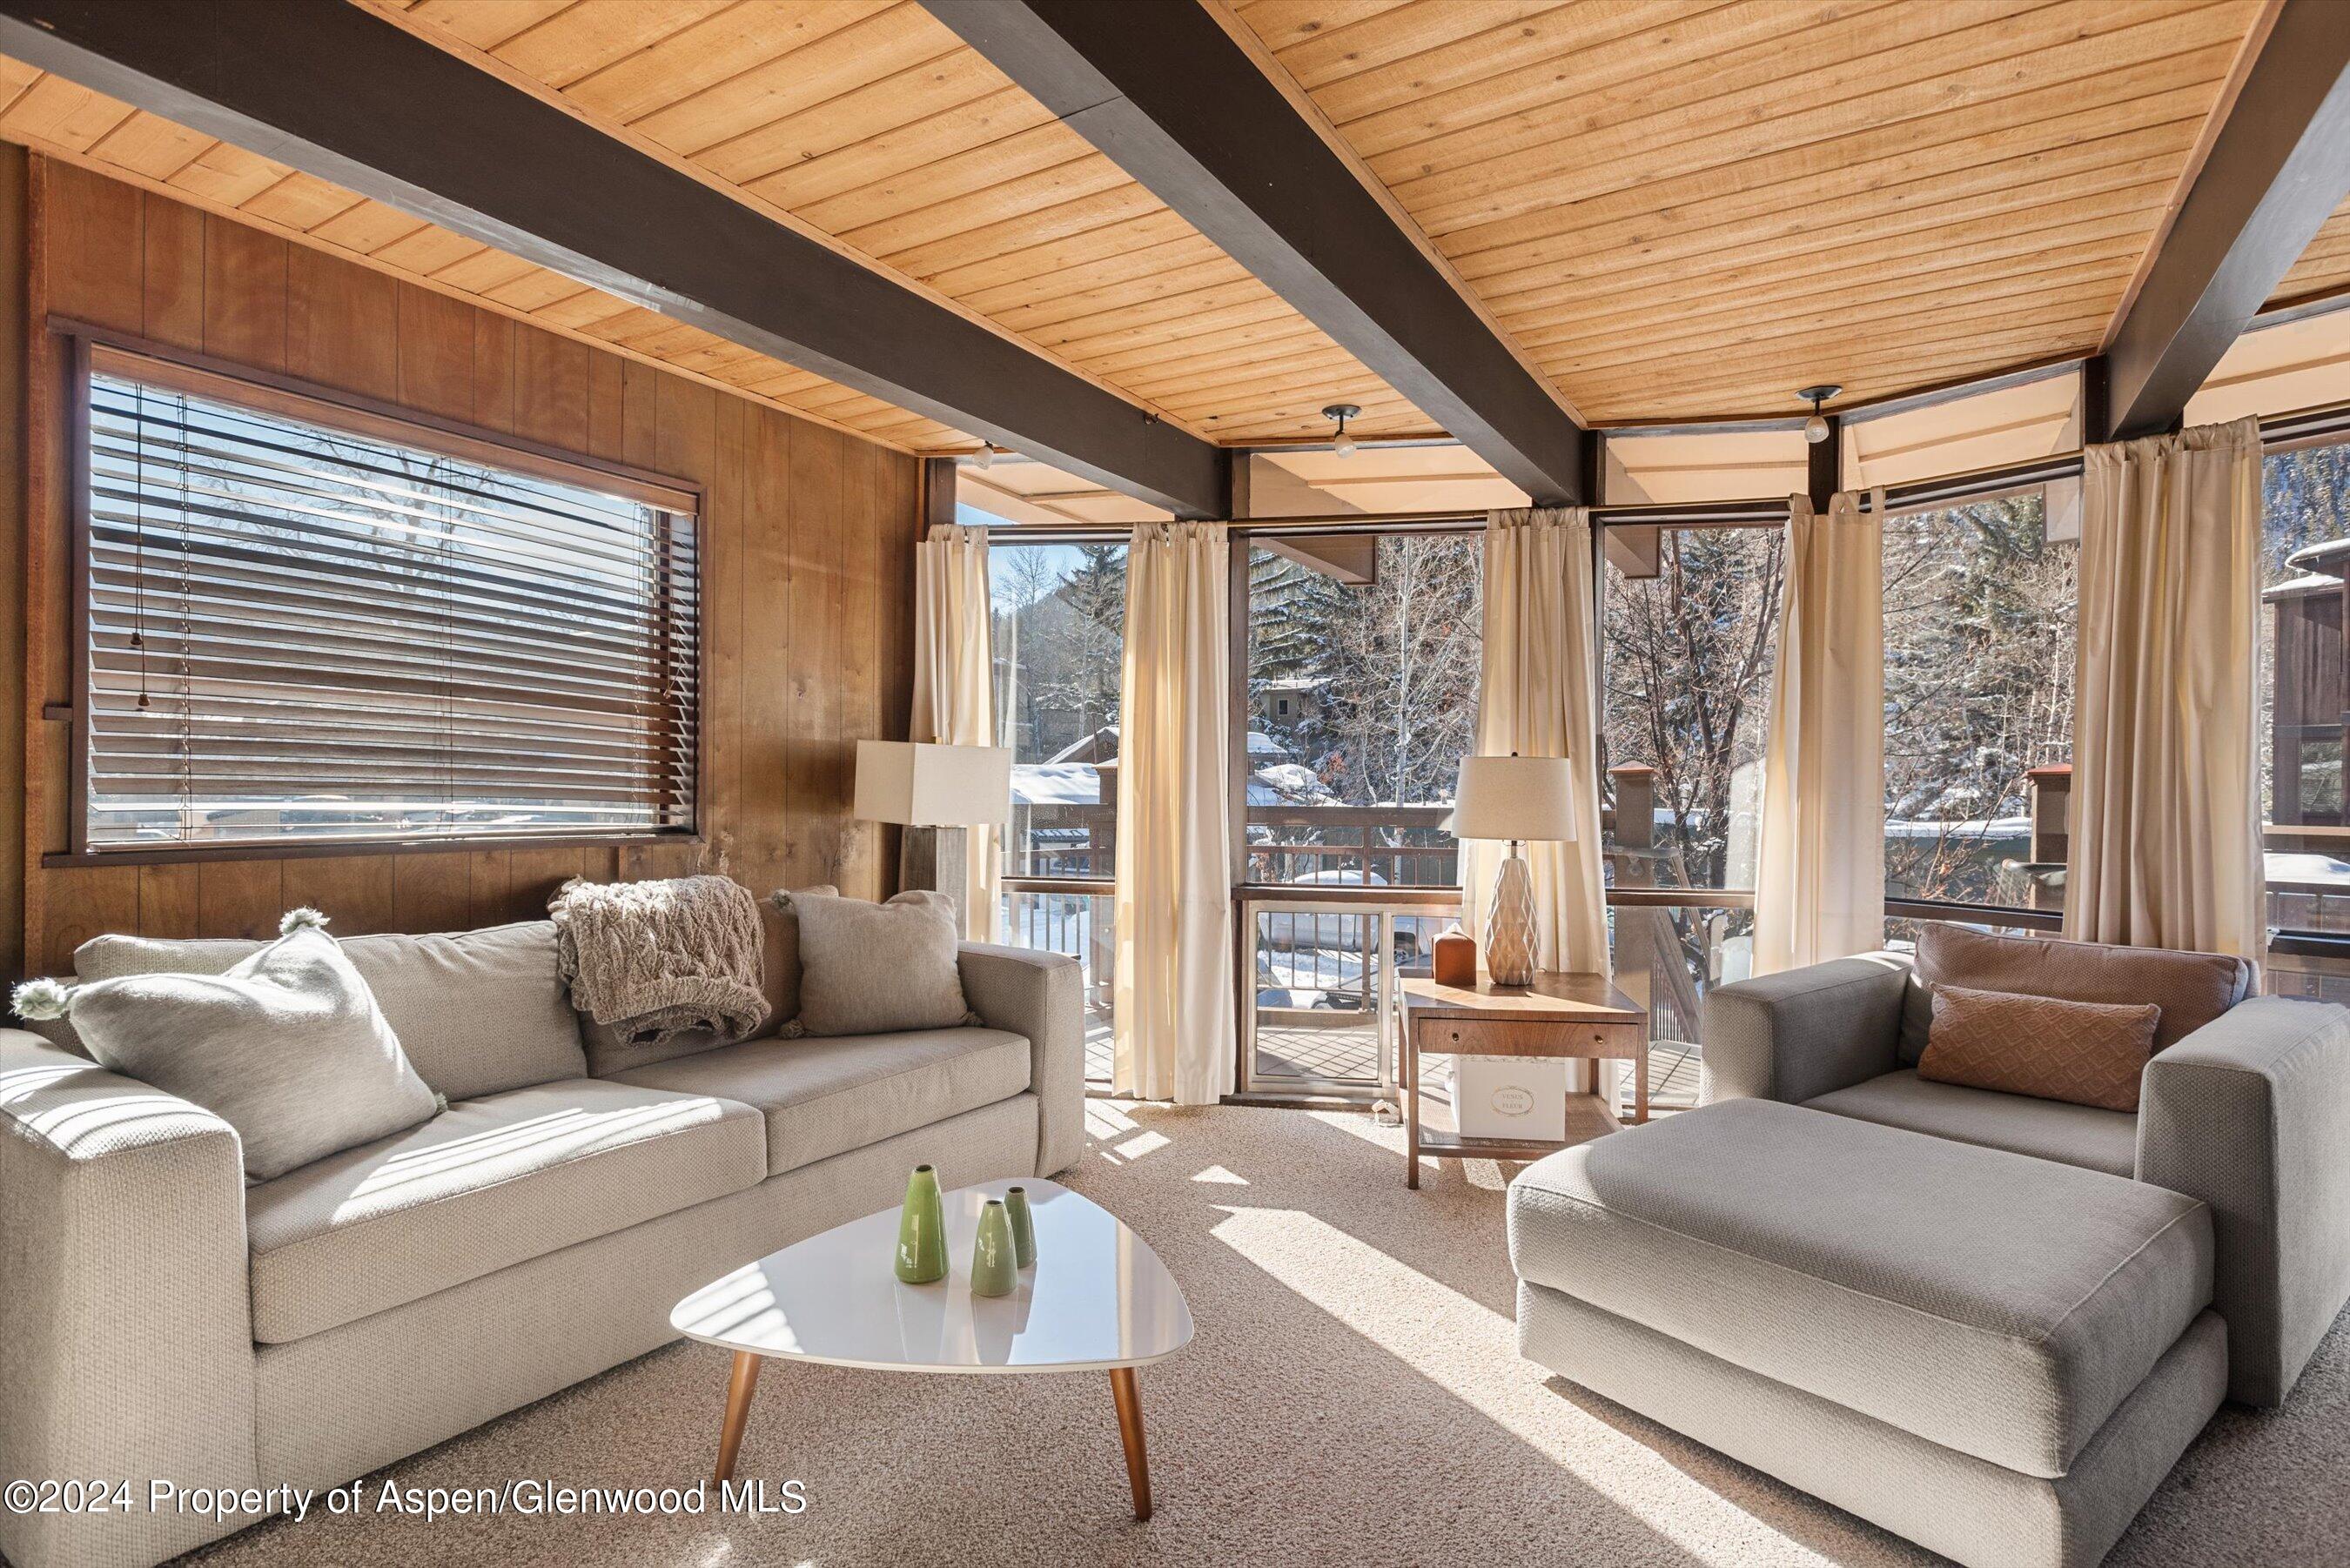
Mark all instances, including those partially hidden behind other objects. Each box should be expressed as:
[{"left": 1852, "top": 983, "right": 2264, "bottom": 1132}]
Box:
[
  {"left": 1109, "top": 1366, "right": 1152, "bottom": 1521},
  {"left": 1404, "top": 1028, "right": 1421, "bottom": 1189},
  {"left": 1635, "top": 1043, "right": 1650, "bottom": 1125},
  {"left": 712, "top": 1350, "right": 763, "bottom": 1484}
]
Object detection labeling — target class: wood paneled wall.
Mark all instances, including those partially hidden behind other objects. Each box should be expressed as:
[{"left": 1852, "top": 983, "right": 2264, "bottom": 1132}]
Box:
[{"left": 3, "top": 152, "right": 920, "bottom": 979}]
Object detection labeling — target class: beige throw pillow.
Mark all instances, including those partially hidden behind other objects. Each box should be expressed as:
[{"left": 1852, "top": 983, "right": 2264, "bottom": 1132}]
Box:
[
  {"left": 782, "top": 889, "right": 978, "bottom": 1039},
  {"left": 13, "top": 911, "right": 440, "bottom": 1181},
  {"left": 1917, "top": 982, "right": 2160, "bottom": 1114}
]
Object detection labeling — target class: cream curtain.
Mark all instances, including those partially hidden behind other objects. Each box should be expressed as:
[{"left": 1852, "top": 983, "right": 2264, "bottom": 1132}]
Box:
[
  {"left": 1112, "top": 521, "right": 1236, "bottom": 1103},
  {"left": 910, "top": 523, "right": 1000, "bottom": 941},
  {"left": 1461, "top": 507, "right": 1610, "bottom": 979},
  {"left": 2068, "top": 417, "right": 2265, "bottom": 960},
  {"left": 1753, "top": 489, "right": 1885, "bottom": 975}
]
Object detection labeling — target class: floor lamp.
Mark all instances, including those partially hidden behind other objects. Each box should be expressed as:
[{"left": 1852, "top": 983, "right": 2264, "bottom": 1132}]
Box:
[
  {"left": 854, "top": 740, "right": 1011, "bottom": 932},
  {"left": 1449, "top": 754, "right": 1577, "bottom": 987}
]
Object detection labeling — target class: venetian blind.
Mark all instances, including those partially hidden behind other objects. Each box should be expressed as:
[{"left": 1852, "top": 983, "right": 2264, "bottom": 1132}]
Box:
[{"left": 82, "top": 354, "right": 700, "bottom": 850}]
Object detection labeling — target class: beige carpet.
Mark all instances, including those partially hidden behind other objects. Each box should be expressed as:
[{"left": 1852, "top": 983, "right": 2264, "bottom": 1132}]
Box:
[{"left": 185, "top": 1101, "right": 2349, "bottom": 1568}]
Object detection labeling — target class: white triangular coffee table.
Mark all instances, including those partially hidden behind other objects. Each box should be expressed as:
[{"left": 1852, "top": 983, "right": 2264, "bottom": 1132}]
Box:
[{"left": 671, "top": 1177, "right": 1193, "bottom": 1519}]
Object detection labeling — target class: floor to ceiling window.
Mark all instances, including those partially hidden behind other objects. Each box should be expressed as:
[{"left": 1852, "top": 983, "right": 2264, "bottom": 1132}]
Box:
[
  {"left": 1599, "top": 523, "right": 1781, "bottom": 1109},
  {"left": 989, "top": 538, "right": 1126, "bottom": 1085},
  {"left": 2259, "top": 433, "right": 2350, "bottom": 951},
  {"left": 1880, "top": 484, "right": 2077, "bottom": 928},
  {"left": 1240, "top": 531, "right": 1480, "bottom": 1096}
]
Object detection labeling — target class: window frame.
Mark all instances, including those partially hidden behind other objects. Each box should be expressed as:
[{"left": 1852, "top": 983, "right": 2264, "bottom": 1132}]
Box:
[{"left": 48, "top": 320, "right": 708, "bottom": 867}]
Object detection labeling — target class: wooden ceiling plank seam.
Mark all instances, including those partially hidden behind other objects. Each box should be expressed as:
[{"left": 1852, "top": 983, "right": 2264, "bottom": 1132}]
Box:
[
  {"left": 1088, "top": 316, "right": 1370, "bottom": 385},
  {"left": 402, "top": 0, "right": 576, "bottom": 53},
  {"left": 1044, "top": 291, "right": 1308, "bottom": 358},
  {"left": 495, "top": 0, "right": 742, "bottom": 90},
  {"left": 558, "top": 0, "right": 892, "bottom": 129},
  {"left": 727, "top": 77, "right": 1049, "bottom": 207},
  {"left": 623, "top": 4, "right": 940, "bottom": 157},
  {"left": 1568, "top": 308, "right": 2122, "bottom": 405},
  {"left": 1226, "top": 1, "right": 1421, "bottom": 57},
  {"left": 1265, "top": 0, "right": 1574, "bottom": 91},
  {"left": 1473, "top": 138, "right": 2197, "bottom": 311},
  {"left": 990, "top": 251, "right": 1247, "bottom": 332},
  {"left": 1388, "top": 3, "right": 2253, "bottom": 238},
  {"left": 882, "top": 181, "right": 1170, "bottom": 284},
  {"left": 1366, "top": 0, "right": 2226, "bottom": 206},
  {"left": 801, "top": 124, "right": 1104, "bottom": 239},
  {"left": 1508, "top": 195, "right": 2179, "bottom": 345},
  {"left": 1533, "top": 258, "right": 2143, "bottom": 374},
  {"left": 833, "top": 144, "right": 1133, "bottom": 260},
  {"left": 1122, "top": 341, "right": 1373, "bottom": 400},
  {"left": 1444, "top": 65, "right": 2228, "bottom": 276},
  {"left": 1324, "top": 0, "right": 1921, "bottom": 156},
  {"left": 937, "top": 210, "right": 1205, "bottom": 302}
]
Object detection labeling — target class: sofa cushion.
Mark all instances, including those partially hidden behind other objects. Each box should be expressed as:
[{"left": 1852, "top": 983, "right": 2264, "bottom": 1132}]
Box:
[
  {"left": 1918, "top": 982, "right": 2159, "bottom": 1112},
  {"left": 45, "top": 923, "right": 440, "bottom": 1183},
  {"left": 783, "top": 890, "right": 977, "bottom": 1038},
  {"left": 609, "top": 1027, "right": 1031, "bottom": 1176},
  {"left": 76, "top": 921, "right": 589, "bottom": 1101},
  {"left": 1804, "top": 1068, "right": 2141, "bottom": 1177},
  {"left": 1507, "top": 1098, "right": 2212, "bottom": 1478},
  {"left": 340, "top": 923, "right": 588, "bottom": 1100},
  {"left": 245, "top": 1077, "right": 763, "bottom": 1344},
  {"left": 1899, "top": 923, "right": 2253, "bottom": 1065}
]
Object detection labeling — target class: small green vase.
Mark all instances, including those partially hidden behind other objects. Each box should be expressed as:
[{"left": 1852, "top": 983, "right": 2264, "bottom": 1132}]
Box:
[
  {"left": 895, "top": 1164, "right": 947, "bottom": 1284},
  {"left": 970, "top": 1198, "right": 1018, "bottom": 1297},
  {"left": 1004, "top": 1184, "right": 1037, "bottom": 1269}
]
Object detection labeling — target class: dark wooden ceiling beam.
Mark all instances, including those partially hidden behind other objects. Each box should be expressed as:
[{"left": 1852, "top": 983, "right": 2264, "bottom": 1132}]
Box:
[
  {"left": 2100, "top": 0, "right": 2350, "bottom": 441},
  {"left": 926, "top": 0, "right": 1591, "bottom": 506},
  {"left": 0, "top": 0, "right": 1231, "bottom": 516}
]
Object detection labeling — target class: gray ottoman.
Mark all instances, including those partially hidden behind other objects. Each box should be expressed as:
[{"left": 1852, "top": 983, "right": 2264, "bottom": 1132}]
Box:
[{"left": 1507, "top": 1098, "right": 2226, "bottom": 1568}]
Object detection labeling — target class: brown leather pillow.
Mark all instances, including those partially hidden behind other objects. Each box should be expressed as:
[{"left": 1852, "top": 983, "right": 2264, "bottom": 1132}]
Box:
[{"left": 1917, "top": 982, "right": 2160, "bottom": 1114}]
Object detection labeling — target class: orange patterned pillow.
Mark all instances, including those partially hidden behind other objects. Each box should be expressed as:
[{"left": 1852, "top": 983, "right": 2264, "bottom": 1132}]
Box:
[{"left": 1917, "top": 982, "right": 2161, "bottom": 1114}]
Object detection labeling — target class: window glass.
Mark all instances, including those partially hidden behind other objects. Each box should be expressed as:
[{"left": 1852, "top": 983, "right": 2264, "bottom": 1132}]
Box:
[
  {"left": 1243, "top": 534, "right": 1481, "bottom": 889},
  {"left": 988, "top": 541, "right": 1125, "bottom": 880},
  {"left": 84, "top": 360, "right": 696, "bottom": 852},
  {"left": 1601, "top": 527, "right": 1781, "bottom": 891},
  {"left": 1881, "top": 489, "right": 2075, "bottom": 912},
  {"left": 2261, "top": 438, "right": 2350, "bottom": 935}
]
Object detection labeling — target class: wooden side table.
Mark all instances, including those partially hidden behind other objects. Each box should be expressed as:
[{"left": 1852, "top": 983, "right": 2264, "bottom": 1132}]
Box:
[{"left": 1400, "top": 971, "right": 1649, "bottom": 1189}]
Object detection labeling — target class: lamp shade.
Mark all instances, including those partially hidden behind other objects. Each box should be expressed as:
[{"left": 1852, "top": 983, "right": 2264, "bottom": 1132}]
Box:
[
  {"left": 854, "top": 740, "right": 1011, "bottom": 827},
  {"left": 1447, "top": 755, "right": 1576, "bottom": 842}
]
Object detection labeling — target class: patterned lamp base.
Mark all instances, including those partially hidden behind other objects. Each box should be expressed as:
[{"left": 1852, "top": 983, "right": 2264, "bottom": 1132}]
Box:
[{"left": 1486, "top": 848, "right": 1539, "bottom": 985}]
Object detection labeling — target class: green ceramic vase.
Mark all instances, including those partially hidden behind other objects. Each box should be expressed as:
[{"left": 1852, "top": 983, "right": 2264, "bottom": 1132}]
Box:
[
  {"left": 895, "top": 1163, "right": 947, "bottom": 1284},
  {"left": 970, "top": 1198, "right": 1018, "bottom": 1297},
  {"left": 1004, "top": 1184, "right": 1037, "bottom": 1269}
]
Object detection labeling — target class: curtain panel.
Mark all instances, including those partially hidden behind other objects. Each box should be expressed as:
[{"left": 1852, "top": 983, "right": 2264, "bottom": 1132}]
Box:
[
  {"left": 1753, "top": 489, "right": 1886, "bottom": 975},
  {"left": 1463, "top": 506, "right": 1611, "bottom": 987},
  {"left": 2068, "top": 417, "right": 2265, "bottom": 961},
  {"left": 1112, "top": 521, "right": 1237, "bottom": 1103},
  {"left": 911, "top": 523, "right": 1001, "bottom": 941}
]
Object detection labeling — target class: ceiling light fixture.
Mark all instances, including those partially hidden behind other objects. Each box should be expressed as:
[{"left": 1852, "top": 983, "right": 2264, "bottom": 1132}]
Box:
[
  {"left": 974, "top": 443, "right": 997, "bottom": 469},
  {"left": 1796, "top": 385, "right": 1843, "bottom": 445},
  {"left": 1321, "top": 403, "right": 1362, "bottom": 458}
]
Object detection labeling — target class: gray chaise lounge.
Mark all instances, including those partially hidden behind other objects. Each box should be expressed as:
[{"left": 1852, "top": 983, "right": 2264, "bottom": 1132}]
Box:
[{"left": 1507, "top": 927, "right": 2350, "bottom": 1568}]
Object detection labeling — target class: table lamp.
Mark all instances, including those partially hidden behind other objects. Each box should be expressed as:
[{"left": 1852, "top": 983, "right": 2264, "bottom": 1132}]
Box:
[
  {"left": 1447, "top": 754, "right": 1576, "bottom": 987},
  {"left": 854, "top": 740, "right": 1011, "bottom": 928}
]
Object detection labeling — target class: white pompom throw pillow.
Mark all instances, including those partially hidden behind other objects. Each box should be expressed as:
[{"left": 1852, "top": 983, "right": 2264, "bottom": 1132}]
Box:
[{"left": 12, "top": 908, "right": 441, "bottom": 1182}]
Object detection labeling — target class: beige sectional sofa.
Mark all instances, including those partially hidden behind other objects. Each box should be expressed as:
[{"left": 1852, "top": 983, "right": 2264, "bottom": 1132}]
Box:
[
  {"left": 1507, "top": 928, "right": 2350, "bottom": 1568},
  {"left": 0, "top": 919, "right": 1083, "bottom": 1568}
]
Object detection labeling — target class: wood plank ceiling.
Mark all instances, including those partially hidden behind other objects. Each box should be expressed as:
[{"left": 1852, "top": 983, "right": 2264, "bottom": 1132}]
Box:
[
  {"left": 1226, "top": 0, "right": 2287, "bottom": 423},
  {"left": 373, "top": 0, "right": 1427, "bottom": 448},
  {"left": 0, "top": 0, "right": 2340, "bottom": 456}
]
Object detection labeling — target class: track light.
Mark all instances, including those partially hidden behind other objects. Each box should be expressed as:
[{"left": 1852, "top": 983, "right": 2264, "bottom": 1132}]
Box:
[
  {"left": 1796, "top": 385, "right": 1843, "bottom": 445},
  {"left": 975, "top": 443, "right": 997, "bottom": 469},
  {"left": 1321, "top": 403, "right": 1361, "bottom": 459}
]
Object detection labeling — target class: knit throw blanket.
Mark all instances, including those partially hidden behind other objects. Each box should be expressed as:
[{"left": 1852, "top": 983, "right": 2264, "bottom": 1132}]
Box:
[{"left": 550, "top": 875, "right": 767, "bottom": 1045}]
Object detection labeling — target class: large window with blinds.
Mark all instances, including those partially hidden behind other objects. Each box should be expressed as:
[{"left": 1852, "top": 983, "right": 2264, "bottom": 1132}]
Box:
[{"left": 77, "top": 347, "right": 701, "bottom": 854}]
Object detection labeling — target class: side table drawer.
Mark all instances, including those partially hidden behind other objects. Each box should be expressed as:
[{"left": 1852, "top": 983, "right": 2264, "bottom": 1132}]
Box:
[{"left": 1417, "top": 1017, "right": 1646, "bottom": 1059}]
